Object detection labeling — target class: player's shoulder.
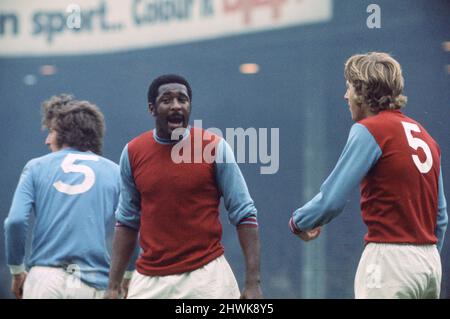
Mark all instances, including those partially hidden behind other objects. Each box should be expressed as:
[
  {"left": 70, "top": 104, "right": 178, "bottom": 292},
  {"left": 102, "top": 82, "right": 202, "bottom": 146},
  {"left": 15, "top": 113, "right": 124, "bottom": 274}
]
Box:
[
  {"left": 97, "top": 155, "right": 119, "bottom": 169},
  {"left": 346, "top": 123, "right": 380, "bottom": 150},
  {"left": 357, "top": 110, "right": 408, "bottom": 138},
  {"left": 191, "top": 126, "right": 223, "bottom": 144},
  {"left": 129, "top": 130, "right": 153, "bottom": 144},
  {"left": 357, "top": 112, "right": 384, "bottom": 127},
  {"left": 18, "top": 152, "right": 66, "bottom": 180},
  {"left": 95, "top": 156, "right": 120, "bottom": 183},
  {"left": 348, "top": 122, "right": 373, "bottom": 139},
  {"left": 24, "top": 151, "right": 59, "bottom": 169},
  {"left": 127, "top": 130, "right": 154, "bottom": 153},
  {"left": 192, "top": 126, "right": 219, "bottom": 136},
  {"left": 359, "top": 109, "right": 409, "bottom": 126}
]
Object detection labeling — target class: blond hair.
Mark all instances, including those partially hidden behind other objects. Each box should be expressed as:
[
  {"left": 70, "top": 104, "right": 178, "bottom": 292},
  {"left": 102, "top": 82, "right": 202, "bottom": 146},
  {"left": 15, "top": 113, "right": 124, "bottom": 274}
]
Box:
[{"left": 344, "top": 52, "right": 407, "bottom": 112}]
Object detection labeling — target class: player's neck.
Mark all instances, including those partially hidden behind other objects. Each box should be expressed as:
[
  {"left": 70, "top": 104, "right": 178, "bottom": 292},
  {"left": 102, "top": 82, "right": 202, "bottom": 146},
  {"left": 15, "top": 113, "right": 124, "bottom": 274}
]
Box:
[{"left": 361, "top": 105, "right": 377, "bottom": 120}]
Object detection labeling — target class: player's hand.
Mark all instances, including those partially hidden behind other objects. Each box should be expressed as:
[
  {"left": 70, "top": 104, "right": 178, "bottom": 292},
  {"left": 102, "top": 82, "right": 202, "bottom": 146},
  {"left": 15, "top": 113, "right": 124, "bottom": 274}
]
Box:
[
  {"left": 297, "top": 227, "right": 321, "bottom": 241},
  {"left": 241, "top": 282, "right": 263, "bottom": 299},
  {"left": 11, "top": 272, "right": 27, "bottom": 299},
  {"left": 289, "top": 217, "right": 321, "bottom": 242},
  {"left": 103, "top": 288, "right": 121, "bottom": 299},
  {"left": 121, "top": 278, "right": 131, "bottom": 299}
]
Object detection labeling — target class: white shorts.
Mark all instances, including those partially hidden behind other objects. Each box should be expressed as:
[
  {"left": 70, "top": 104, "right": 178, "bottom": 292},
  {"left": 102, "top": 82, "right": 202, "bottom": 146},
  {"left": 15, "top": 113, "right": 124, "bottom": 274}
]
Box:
[
  {"left": 127, "top": 255, "right": 240, "bottom": 299},
  {"left": 354, "top": 243, "right": 442, "bottom": 299},
  {"left": 23, "top": 266, "right": 105, "bottom": 299}
]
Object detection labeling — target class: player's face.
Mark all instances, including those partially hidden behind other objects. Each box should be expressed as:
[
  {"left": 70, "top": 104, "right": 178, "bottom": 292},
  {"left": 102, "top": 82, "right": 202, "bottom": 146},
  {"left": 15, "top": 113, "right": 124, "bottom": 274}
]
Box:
[
  {"left": 45, "top": 129, "right": 60, "bottom": 152},
  {"left": 344, "top": 81, "right": 364, "bottom": 121},
  {"left": 149, "top": 83, "right": 191, "bottom": 140}
]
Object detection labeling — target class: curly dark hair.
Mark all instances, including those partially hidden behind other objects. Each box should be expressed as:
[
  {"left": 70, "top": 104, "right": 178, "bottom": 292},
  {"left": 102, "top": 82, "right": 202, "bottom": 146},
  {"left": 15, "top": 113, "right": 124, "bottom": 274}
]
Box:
[
  {"left": 147, "top": 74, "right": 192, "bottom": 105},
  {"left": 41, "top": 94, "right": 105, "bottom": 154}
]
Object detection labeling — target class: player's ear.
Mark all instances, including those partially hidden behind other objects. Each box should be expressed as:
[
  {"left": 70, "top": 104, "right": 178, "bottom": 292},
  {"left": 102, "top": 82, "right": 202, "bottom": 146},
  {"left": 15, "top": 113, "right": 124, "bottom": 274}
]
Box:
[{"left": 148, "top": 103, "right": 155, "bottom": 116}]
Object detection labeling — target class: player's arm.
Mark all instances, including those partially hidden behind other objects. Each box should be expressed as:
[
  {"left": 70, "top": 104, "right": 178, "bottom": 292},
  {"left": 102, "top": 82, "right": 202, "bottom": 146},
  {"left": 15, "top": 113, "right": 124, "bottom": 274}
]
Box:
[
  {"left": 108, "top": 162, "right": 139, "bottom": 298},
  {"left": 237, "top": 225, "right": 262, "bottom": 299},
  {"left": 106, "top": 225, "right": 138, "bottom": 298},
  {"left": 120, "top": 242, "right": 140, "bottom": 298},
  {"left": 435, "top": 165, "right": 448, "bottom": 253},
  {"left": 215, "top": 139, "right": 262, "bottom": 299},
  {"left": 105, "top": 145, "right": 141, "bottom": 299},
  {"left": 4, "top": 161, "right": 36, "bottom": 298},
  {"left": 290, "top": 123, "right": 381, "bottom": 235}
]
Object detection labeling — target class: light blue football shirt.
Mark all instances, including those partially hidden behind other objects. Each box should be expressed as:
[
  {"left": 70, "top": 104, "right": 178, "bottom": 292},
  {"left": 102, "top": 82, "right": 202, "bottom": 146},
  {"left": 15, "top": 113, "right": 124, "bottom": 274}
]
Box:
[{"left": 4, "top": 148, "right": 120, "bottom": 290}]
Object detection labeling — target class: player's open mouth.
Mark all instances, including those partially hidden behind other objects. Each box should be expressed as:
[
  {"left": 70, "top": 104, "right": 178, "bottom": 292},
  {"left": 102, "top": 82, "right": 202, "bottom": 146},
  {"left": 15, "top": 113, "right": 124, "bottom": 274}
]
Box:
[{"left": 167, "top": 114, "right": 185, "bottom": 129}]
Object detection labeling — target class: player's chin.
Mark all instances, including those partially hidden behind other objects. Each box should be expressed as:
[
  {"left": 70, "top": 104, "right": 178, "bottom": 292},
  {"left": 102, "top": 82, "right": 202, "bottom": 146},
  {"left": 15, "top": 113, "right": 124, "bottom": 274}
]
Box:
[{"left": 168, "top": 123, "right": 187, "bottom": 140}]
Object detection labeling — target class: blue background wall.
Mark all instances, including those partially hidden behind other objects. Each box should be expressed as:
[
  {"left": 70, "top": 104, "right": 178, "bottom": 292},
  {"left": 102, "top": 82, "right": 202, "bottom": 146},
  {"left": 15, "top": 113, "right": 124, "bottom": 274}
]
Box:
[{"left": 0, "top": 0, "right": 449, "bottom": 298}]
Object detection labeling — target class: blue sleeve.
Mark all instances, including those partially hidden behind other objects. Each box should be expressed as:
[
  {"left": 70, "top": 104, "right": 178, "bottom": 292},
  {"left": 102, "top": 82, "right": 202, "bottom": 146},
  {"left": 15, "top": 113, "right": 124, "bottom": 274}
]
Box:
[
  {"left": 4, "top": 161, "right": 36, "bottom": 270},
  {"left": 115, "top": 145, "right": 141, "bottom": 230},
  {"left": 292, "top": 123, "right": 382, "bottom": 231},
  {"left": 435, "top": 166, "right": 448, "bottom": 253},
  {"left": 112, "top": 163, "right": 121, "bottom": 212},
  {"left": 215, "top": 139, "right": 258, "bottom": 226}
]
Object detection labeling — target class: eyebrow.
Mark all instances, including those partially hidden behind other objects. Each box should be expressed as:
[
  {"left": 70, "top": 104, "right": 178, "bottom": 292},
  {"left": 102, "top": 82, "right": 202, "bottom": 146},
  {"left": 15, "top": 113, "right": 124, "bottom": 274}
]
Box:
[{"left": 157, "top": 92, "right": 189, "bottom": 100}]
